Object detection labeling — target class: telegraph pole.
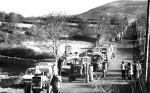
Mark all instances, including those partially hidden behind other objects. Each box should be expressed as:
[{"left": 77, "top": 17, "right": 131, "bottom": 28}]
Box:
[{"left": 145, "top": 0, "right": 150, "bottom": 83}]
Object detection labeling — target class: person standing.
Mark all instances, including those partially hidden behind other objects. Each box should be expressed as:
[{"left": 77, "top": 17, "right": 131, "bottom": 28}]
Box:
[
  {"left": 126, "top": 62, "right": 133, "bottom": 80},
  {"left": 102, "top": 61, "right": 108, "bottom": 78},
  {"left": 120, "top": 61, "right": 126, "bottom": 80},
  {"left": 58, "top": 57, "right": 64, "bottom": 76},
  {"left": 136, "top": 61, "right": 142, "bottom": 79}
]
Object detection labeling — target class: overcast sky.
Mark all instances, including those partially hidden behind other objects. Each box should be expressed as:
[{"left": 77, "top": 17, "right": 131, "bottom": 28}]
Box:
[
  {"left": 0, "top": 0, "right": 147, "bottom": 17},
  {"left": 0, "top": 0, "right": 119, "bottom": 17}
]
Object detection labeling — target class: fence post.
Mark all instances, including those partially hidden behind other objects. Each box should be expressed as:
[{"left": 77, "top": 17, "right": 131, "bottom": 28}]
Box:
[{"left": 86, "top": 63, "right": 89, "bottom": 83}]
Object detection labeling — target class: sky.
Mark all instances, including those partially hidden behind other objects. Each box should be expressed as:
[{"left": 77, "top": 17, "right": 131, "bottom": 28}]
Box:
[
  {"left": 0, "top": 0, "right": 119, "bottom": 17},
  {"left": 0, "top": 0, "right": 147, "bottom": 17}
]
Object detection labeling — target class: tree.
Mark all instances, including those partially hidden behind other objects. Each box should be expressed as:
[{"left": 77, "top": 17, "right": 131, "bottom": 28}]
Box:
[
  {"left": 0, "top": 11, "right": 6, "bottom": 22},
  {"left": 136, "top": 14, "right": 147, "bottom": 55},
  {"left": 33, "top": 13, "right": 68, "bottom": 61},
  {"left": 110, "top": 17, "right": 119, "bottom": 25},
  {"left": 9, "top": 12, "right": 20, "bottom": 26},
  {"left": 90, "top": 19, "right": 110, "bottom": 39},
  {"left": 4, "top": 13, "right": 10, "bottom": 22},
  {"left": 77, "top": 19, "right": 92, "bottom": 36},
  {"left": 17, "top": 14, "right": 24, "bottom": 22},
  {"left": 0, "top": 31, "right": 8, "bottom": 42}
]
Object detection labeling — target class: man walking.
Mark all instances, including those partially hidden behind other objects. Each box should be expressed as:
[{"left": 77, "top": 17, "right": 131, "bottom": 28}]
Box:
[
  {"left": 136, "top": 61, "right": 142, "bottom": 79},
  {"left": 120, "top": 61, "right": 126, "bottom": 80}
]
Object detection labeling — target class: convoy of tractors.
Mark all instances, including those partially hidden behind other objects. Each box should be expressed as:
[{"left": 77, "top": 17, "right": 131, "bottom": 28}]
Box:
[{"left": 21, "top": 41, "right": 117, "bottom": 93}]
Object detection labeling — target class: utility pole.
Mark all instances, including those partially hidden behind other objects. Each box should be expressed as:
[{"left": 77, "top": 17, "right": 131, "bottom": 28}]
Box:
[
  {"left": 145, "top": 0, "right": 150, "bottom": 83},
  {"left": 147, "top": 1, "right": 150, "bottom": 91}
]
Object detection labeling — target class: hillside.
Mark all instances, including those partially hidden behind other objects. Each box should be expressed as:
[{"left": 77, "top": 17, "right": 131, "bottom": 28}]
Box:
[{"left": 77, "top": 0, "right": 147, "bottom": 19}]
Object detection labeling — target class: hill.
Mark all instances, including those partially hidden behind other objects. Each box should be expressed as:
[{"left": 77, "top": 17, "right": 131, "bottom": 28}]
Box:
[{"left": 77, "top": 0, "right": 147, "bottom": 19}]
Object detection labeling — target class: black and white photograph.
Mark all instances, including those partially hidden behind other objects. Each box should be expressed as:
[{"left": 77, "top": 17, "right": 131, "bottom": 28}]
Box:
[{"left": 0, "top": 0, "right": 149, "bottom": 93}]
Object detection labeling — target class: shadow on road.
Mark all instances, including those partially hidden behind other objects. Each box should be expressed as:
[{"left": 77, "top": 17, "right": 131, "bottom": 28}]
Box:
[
  {"left": 117, "top": 48, "right": 133, "bottom": 51},
  {"left": 127, "top": 40, "right": 135, "bottom": 44},
  {"left": 123, "top": 36, "right": 134, "bottom": 40},
  {"left": 75, "top": 84, "right": 93, "bottom": 89},
  {"left": 123, "top": 58, "right": 133, "bottom": 60},
  {"left": 106, "top": 74, "right": 121, "bottom": 78},
  {"left": 108, "top": 70, "right": 121, "bottom": 72}
]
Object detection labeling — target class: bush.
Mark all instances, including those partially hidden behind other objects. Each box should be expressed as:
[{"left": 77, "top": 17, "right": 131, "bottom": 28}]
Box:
[
  {"left": 0, "top": 31, "right": 8, "bottom": 42},
  {"left": 36, "top": 52, "right": 55, "bottom": 60},
  {"left": 70, "top": 35, "right": 96, "bottom": 42},
  {"left": 0, "top": 47, "right": 55, "bottom": 60},
  {"left": 25, "top": 31, "right": 34, "bottom": 36}
]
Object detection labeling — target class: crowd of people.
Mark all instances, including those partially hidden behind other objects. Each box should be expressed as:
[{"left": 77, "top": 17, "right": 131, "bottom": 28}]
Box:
[{"left": 120, "top": 60, "right": 142, "bottom": 80}]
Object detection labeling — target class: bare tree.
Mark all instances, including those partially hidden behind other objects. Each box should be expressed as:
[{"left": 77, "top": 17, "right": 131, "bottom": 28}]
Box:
[{"left": 33, "top": 13, "right": 68, "bottom": 61}]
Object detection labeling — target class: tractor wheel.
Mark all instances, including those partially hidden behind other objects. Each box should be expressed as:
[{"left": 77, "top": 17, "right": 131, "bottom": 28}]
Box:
[
  {"left": 32, "top": 89, "right": 40, "bottom": 93},
  {"left": 69, "top": 75, "right": 72, "bottom": 82},
  {"left": 73, "top": 76, "right": 76, "bottom": 81},
  {"left": 53, "top": 81, "right": 61, "bottom": 93},
  {"left": 69, "top": 75, "right": 76, "bottom": 82},
  {"left": 24, "top": 85, "right": 31, "bottom": 93}
]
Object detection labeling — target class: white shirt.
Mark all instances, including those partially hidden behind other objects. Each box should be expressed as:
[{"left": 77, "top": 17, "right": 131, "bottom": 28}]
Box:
[{"left": 121, "top": 63, "right": 125, "bottom": 70}]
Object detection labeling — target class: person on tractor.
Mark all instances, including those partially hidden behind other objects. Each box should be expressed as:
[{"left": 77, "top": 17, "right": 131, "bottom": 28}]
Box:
[{"left": 92, "top": 55, "right": 103, "bottom": 72}]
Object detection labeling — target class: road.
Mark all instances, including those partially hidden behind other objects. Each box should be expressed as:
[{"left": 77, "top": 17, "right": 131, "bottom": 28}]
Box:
[
  {"left": 0, "top": 25, "right": 136, "bottom": 93},
  {"left": 60, "top": 25, "right": 136, "bottom": 93}
]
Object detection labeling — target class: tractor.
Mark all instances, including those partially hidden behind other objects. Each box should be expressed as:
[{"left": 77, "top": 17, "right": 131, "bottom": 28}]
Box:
[
  {"left": 68, "top": 58, "right": 84, "bottom": 82},
  {"left": 68, "top": 56, "right": 93, "bottom": 82},
  {"left": 21, "top": 67, "right": 35, "bottom": 87},
  {"left": 92, "top": 47, "right": 109, "bottom": 78},
  {"left": 24, "top": 59, "right": 62, "bottom": 93}
]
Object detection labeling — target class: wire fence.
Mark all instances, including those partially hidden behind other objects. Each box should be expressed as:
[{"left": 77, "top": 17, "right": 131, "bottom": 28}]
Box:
[{"left": 0, "top": 55, "right": 37, "bottom": 68}]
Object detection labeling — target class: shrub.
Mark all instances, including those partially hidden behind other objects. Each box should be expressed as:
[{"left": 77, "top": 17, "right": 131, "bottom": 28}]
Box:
[
  {"left": 70, "top": 35, "right": 96, "bottom": 42},
  {"left": 25, "top": 31, "right": 34, "bottom": 36},
  {"left": 0, "top": 47, "right": 55, "bottom": 60}
]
